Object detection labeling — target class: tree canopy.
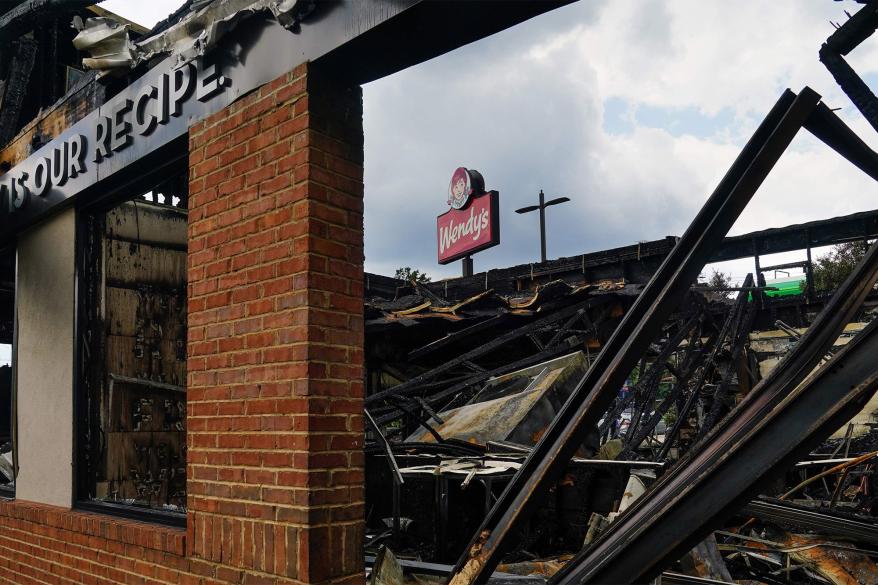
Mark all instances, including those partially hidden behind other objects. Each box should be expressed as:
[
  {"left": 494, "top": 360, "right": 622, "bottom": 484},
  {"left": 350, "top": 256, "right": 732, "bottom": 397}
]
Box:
[
  {"left": 394, "top": 266, "right": 431, "bottom": 283},
  {"left": 811, "top": 240, "right": 870, "bottom": 292}
]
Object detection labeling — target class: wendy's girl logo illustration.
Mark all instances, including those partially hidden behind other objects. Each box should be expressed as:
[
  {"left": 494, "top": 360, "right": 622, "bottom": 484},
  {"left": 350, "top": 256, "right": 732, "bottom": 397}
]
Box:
[
  {"left": 447, "top": 167, "right": 485, "bottom": 210},
  {"left": 437, "top": 167, "right": 500, "bottom": 264}
]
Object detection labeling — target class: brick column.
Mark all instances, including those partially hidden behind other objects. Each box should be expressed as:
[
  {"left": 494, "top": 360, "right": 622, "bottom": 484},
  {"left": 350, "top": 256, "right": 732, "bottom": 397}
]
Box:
[{"left": 187, "top": 63, "right": 365, "bottom": 584}]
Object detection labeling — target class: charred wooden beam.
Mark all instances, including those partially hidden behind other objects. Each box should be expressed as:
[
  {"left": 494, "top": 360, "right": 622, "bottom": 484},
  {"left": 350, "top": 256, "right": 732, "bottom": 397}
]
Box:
[
  {"left": 366, "top": 297, "right": 608, "bottom": 406},
  {"left": 742, "top": 498, "right": 878, "bottom": 546},
  {"left": 417, "top": 239, "right": 676, "bottom": 301},
  {"left": 624, "top": 315, "right": 707, "bottom": 455},
  {"left": 711, "top": 208, "right": 878, "bottom": 263},
  {"left": 625, "top": 344, "right": 700, "bottom": 450},
  {"left": 819, "top": 2, "right": 878, "bottom": 135},
  {"left": 698, "top": 281, "right": 758, "bottom": 438},
  {"left": 0, "top": 0, "right": 95, "bottom": 44},
  {"left": 367, "top": 208, "right": 878, "bottom": 304},
  {"left": 552, "top": 238, "right": 878, "bottom": 584},
  {"left": 0, "top": 38, "right": 37, "bottom": 147},
  {"left": 407, "top": 315, "right": 507, "bottom": 361},
  {"left": 658, "top": 274, "right": 755, "bottom": 456},
  {"left": 598, "top": 311, "right": 698, "bottom": 437},
  {"left": 805, "top": 101, "right": 878, "bottom": 182},
  {"left": 447, "top": 88, "right": 822, "bottom": 585}
]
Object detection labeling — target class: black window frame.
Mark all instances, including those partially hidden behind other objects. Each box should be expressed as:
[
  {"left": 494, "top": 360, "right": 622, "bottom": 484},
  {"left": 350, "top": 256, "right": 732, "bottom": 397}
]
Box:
[
  {"left": 0, "top": 242, "right": 17, "bottom": 500},
  {"left": 73, "top": 140, "right": 188, "bottom": 527}
]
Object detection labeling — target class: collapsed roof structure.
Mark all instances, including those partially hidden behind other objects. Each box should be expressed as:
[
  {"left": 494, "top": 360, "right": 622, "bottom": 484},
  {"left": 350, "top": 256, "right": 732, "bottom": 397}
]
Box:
[
  {"left": 362, "top": 4, "right": 878, "bottom": 583},
  {"left": 363, "top": 211, "right": 878, "bottom": 584}
]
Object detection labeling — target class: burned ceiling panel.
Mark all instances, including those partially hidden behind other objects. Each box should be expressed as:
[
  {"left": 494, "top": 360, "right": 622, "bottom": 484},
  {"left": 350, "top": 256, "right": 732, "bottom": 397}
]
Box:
[{"left": 0, "top": 1, "right": 139, "bottom": 164}]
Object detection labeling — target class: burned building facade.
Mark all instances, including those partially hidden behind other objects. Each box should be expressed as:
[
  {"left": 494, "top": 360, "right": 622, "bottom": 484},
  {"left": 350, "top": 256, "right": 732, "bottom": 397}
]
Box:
[
  {"left": 3, "top": 1, "right": 878, "bottom": 584},
  {"left": 0, "top": 1, "right": 579, "bottom": 583}
]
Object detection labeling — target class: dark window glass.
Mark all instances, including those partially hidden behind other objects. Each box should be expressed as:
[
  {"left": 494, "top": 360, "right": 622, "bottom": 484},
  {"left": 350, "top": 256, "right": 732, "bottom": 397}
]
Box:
[
  {"left": 0, "top": 246, "right": 14, "bottom": 493},
  {"left": 79, "top": 177, "right": 188, "bottom": 514}
]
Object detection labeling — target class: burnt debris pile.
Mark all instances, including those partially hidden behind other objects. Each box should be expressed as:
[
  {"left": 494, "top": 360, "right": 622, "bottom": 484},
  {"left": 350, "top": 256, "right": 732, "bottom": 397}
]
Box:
[
  {"left": 365, "top": 244, "right": 878, "bottom": 583},
  {"left": 363, "top": 7, "right": 878, "bottom": 575}
]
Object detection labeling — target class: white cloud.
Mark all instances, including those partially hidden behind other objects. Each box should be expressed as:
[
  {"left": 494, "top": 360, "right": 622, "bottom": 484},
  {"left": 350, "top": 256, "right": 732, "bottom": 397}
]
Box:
[
  {"left": 575, "top": 1, "right": 874, "bottom": 116},
  {"left": 364, "top": 0, "right": 878, "bottom": 279},
  {"left": 92, "top": 1, "right": 878, "bottom": 281},
  {"left": 98, "top": 0, "right": 184, "bottom": 29}
]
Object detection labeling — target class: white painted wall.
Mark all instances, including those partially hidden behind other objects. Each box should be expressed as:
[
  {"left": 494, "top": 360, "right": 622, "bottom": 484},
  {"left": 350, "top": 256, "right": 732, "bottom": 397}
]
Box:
[{"left": 15, "top": 208, "right": 75, "bottom": 507}]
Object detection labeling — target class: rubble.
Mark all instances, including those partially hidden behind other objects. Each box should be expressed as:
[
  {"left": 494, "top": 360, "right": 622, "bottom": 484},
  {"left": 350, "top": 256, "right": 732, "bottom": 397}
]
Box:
[
  {"left": 364, "top": 243, "right": 878, "bottom": 582},
  {"left": 366, "top": 260, "right": 878, "bottom": 585},
  {"left": 364, "top": 28, "right": 878, "bottom": 578}
]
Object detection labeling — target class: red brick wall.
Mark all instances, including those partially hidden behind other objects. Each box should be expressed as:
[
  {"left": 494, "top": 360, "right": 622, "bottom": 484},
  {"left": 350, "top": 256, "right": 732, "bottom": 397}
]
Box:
[
  {"left": 0, "top": 64, "right": 365, "bottom": 584},
  {"left": 0, "top": 501, "right": 191, "bottom": 585},
  {"left": 186, "top": 61, "right": 365, "bottom": 583}
]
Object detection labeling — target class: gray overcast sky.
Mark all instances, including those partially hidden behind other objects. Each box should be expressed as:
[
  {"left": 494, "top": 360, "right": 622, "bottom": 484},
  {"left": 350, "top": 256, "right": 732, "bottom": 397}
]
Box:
[{"left": 101, "top": 0, "right": 878, "bottom": 284}]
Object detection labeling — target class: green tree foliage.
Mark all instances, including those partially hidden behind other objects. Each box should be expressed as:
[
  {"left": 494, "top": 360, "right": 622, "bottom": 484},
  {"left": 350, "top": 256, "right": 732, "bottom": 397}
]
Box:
[
  {"left": 707, "top": 269, "right": 732, "bottom": 289},
  {"left": 394, "top": 266, "right": 431, "bottom": 283},
  {"left": 699, "top": 269, "right": 734, "bottom": 300},
  {"left": 812, "top": 241, "right": 870, "bottom": 292}
]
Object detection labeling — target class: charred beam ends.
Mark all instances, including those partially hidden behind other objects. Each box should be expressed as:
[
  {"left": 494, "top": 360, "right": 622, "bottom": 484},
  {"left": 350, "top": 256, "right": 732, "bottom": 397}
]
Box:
[
  {"left": 446, "top": 88, "right": 822, "bottom": 585},
  {"left": 711, "top": 208, "right": 878, "bottom": 263},
  {"left": 742, "top": 499, "right": 878, "bottom": 546},
  {"left": 366, "top": 297, "right": 607, "bottom": 406},
  {"left": 820, "top": 3, "right": 878, "bottom": 136},
  {"left": 824, "top": 1, "right": 878, "bottom": 55},
  {"left": 805, "top": 101, "right": 878, "bottom": 181},
  {"left": 0, "top": 38, "right": 38, "bottom": 147},
  {"left": 659, "top": 274, "right": 756, "bottom": 456},
  {"left": 819, "top": 47, "right": 878, "bottom": 136},
  {"left": 0, "top": 0, "right": 95, "bottom": 43},
  {"left": 553, "top": 239, "right": 878, "bottom": 584}
]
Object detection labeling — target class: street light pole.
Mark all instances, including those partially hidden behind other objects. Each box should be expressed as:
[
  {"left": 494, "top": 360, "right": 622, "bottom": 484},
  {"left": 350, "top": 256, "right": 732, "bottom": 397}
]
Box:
[
  {"left": 538, "top": 190, "right": 547, "bottom": 263},
  {"left": 516, "top": 189, "right": 571, "bottom": 263}
]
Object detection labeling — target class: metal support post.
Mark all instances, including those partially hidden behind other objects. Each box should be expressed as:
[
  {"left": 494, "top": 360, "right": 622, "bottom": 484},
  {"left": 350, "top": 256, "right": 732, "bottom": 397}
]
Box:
[{"left": 462, "top": 256, "right": 473, "bottom": 277}]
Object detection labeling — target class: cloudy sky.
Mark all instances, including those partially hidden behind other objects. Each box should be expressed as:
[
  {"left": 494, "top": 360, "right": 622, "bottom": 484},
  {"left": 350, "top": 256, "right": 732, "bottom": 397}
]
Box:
[{"left": 101, "top": 0, "right": 878, "bottom": 285}]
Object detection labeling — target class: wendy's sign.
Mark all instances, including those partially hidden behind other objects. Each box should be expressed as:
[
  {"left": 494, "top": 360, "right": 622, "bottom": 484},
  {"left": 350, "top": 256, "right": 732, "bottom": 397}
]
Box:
[{"left": 437, "top": 167, "right": 500, "bottom": 264}]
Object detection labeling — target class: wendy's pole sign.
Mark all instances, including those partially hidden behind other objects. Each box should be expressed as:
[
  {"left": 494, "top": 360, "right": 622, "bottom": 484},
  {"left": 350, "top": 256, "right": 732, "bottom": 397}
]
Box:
[{"left": 437, "top": 167, "right": 500, "bottom": 274}]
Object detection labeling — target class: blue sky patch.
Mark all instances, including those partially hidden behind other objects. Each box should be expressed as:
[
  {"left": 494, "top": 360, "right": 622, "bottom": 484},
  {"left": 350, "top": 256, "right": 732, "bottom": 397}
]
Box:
[
  {"left": 603, "top": 97, "right": 734, "bottom": 139},
  {"left": 602, "top": 96, "right": 635, "bottom": 135}
]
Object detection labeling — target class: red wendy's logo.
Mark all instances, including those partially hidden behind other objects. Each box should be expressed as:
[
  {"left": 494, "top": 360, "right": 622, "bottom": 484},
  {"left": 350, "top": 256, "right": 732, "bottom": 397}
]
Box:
[
  {"left": 437, "top": 168, "right": 499, "bottom": 265},
  {"left": 447, "top": 167, "right": 485, "bottom": 210}
]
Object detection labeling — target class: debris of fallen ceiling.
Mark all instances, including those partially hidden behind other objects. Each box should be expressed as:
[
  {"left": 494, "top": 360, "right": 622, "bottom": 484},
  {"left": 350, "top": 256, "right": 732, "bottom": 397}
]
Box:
[
  {"left": 363, "top": 5, "right": 878, "bottom": 582},
  {"left": 365, "top": 251, "right": 878, "bottom": 584},
  {"left": 365, "top": 236, "right": 878, "bottom": 585}
]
